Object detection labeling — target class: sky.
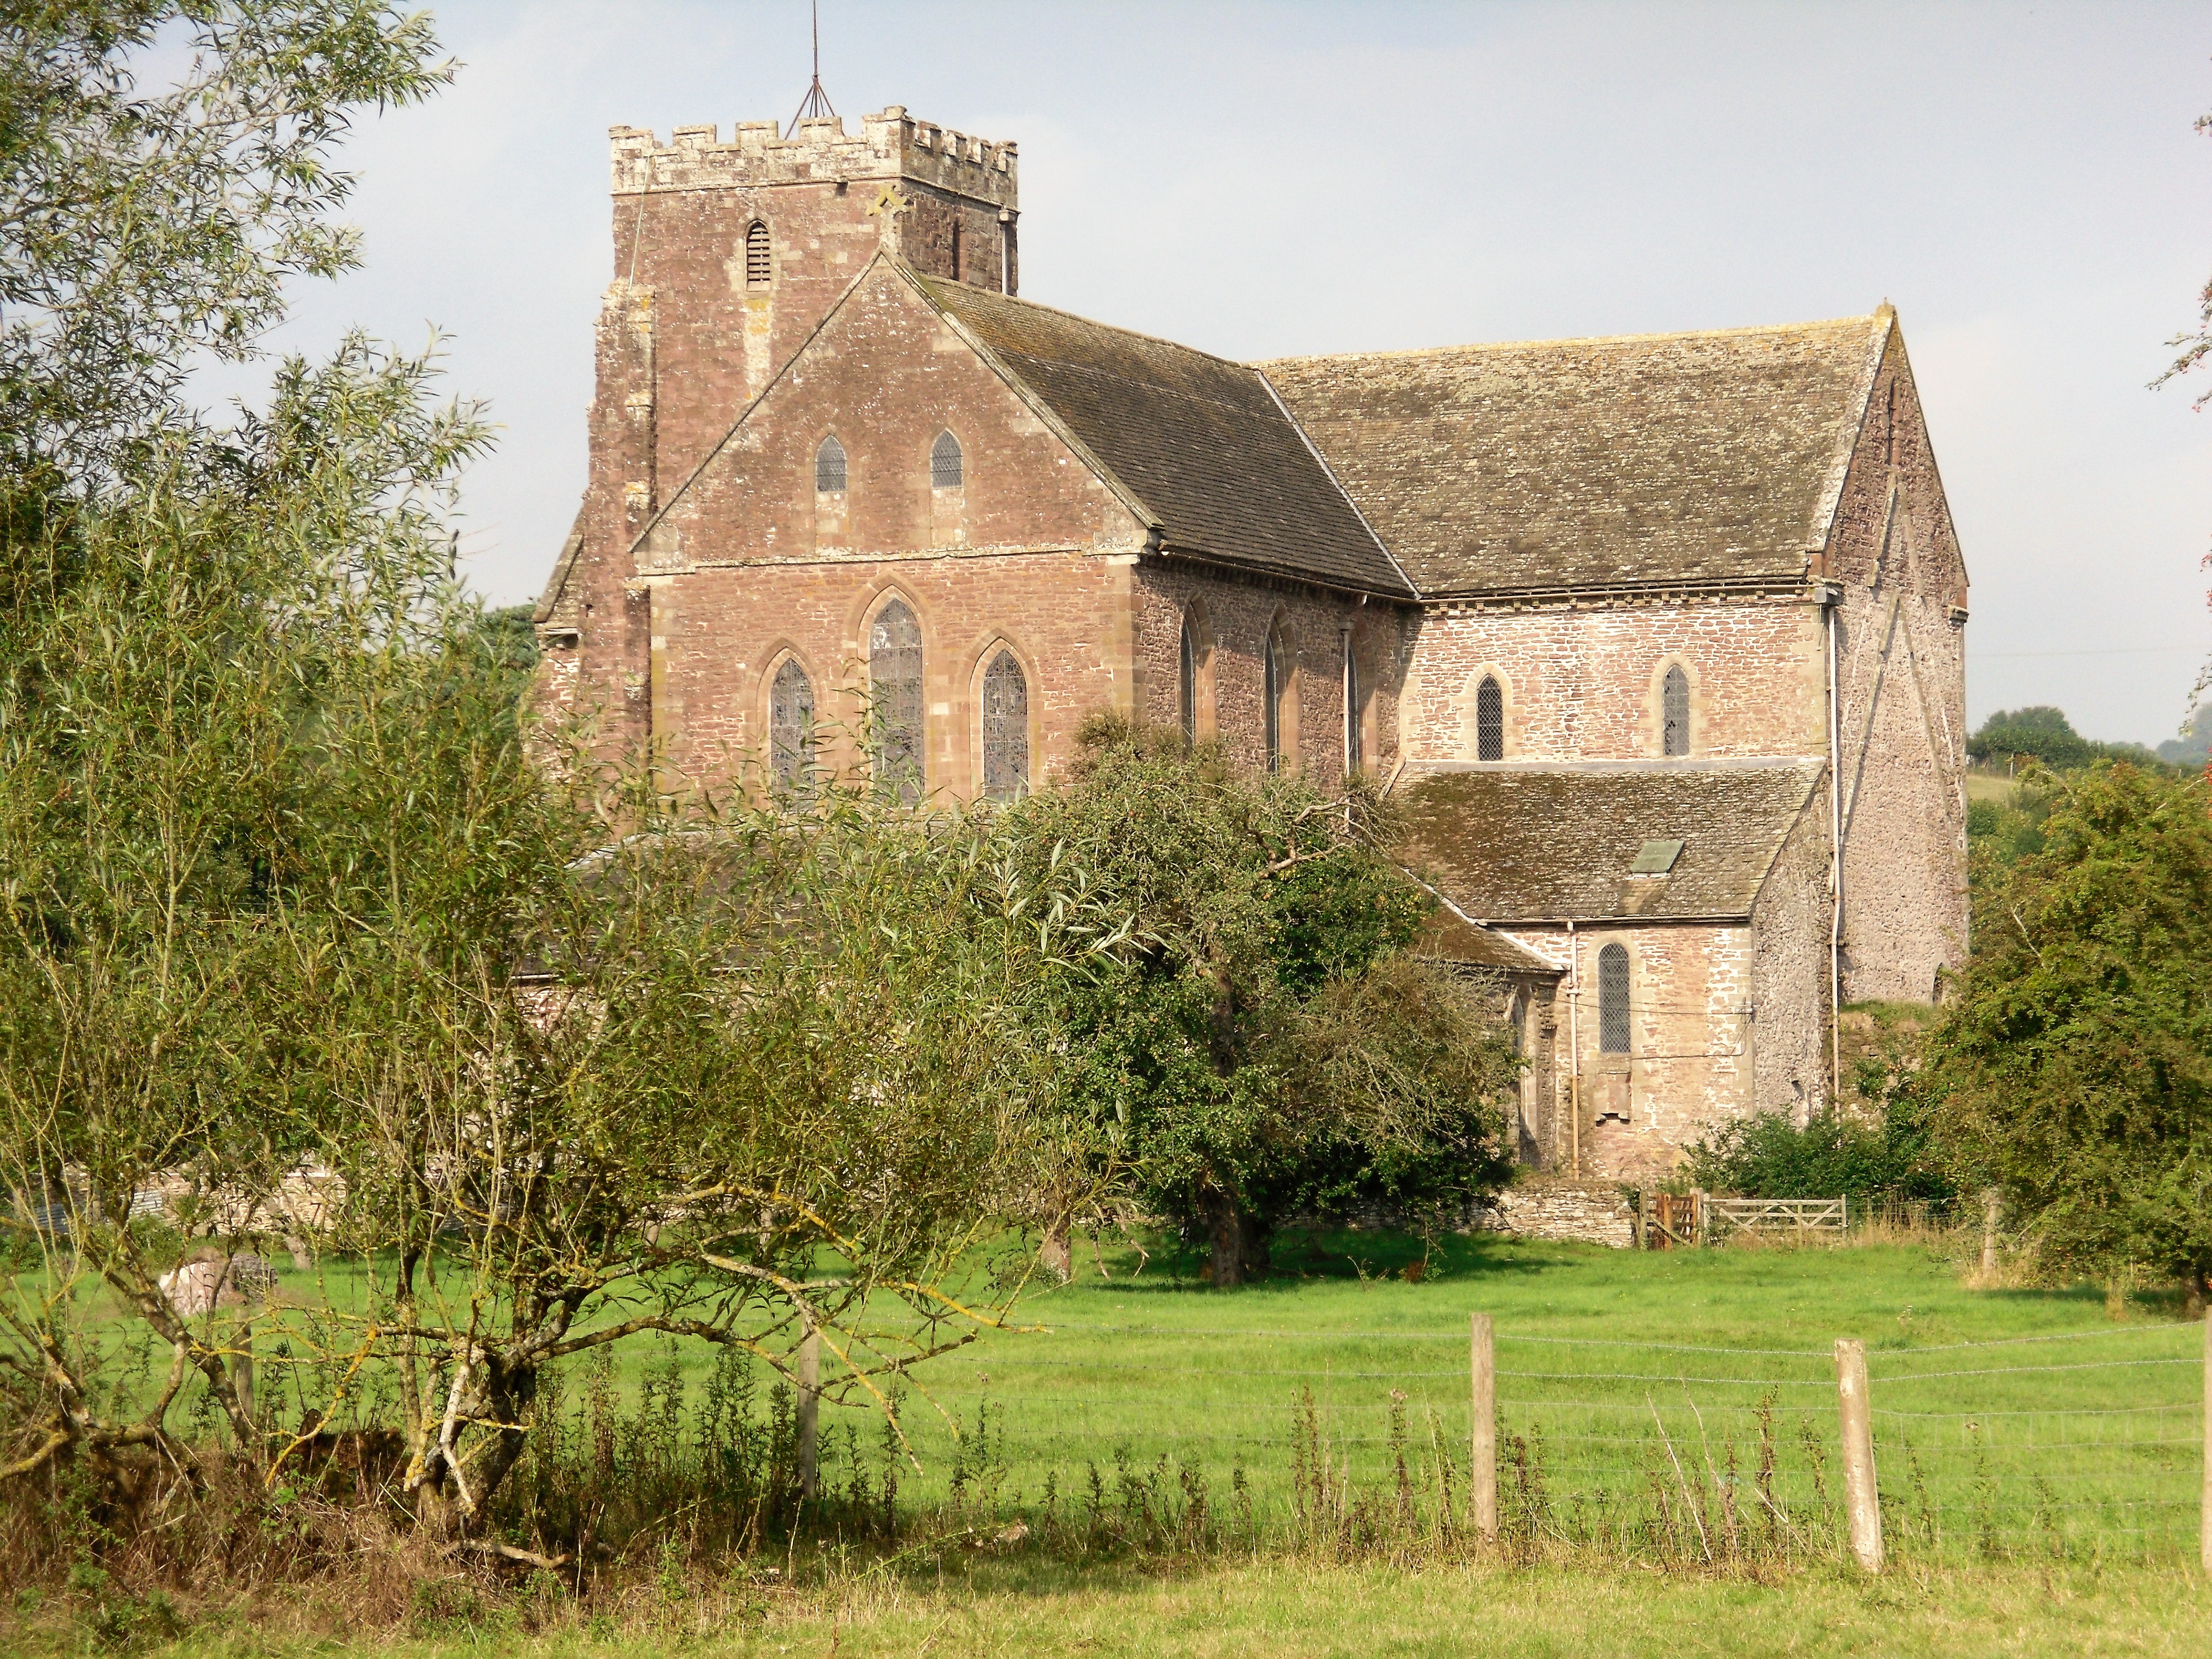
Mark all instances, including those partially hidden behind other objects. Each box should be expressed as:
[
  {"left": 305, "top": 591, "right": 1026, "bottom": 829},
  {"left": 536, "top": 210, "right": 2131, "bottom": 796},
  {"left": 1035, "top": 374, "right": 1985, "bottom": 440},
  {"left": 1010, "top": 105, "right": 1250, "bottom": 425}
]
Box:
[{"left": 227, "top": 0, "right": 2212, "bottom": 747}]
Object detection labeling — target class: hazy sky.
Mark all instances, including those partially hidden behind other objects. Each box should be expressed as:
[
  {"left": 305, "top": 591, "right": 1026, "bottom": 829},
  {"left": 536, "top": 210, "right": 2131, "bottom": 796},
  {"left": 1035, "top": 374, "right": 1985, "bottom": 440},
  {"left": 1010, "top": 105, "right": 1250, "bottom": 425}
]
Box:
[{"left": 234, "top": 1, "right": 2212, "bottom": 746}]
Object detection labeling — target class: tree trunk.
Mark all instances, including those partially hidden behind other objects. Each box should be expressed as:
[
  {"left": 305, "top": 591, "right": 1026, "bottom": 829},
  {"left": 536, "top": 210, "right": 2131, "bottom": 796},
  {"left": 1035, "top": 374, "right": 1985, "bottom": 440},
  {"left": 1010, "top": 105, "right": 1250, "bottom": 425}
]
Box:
[
  {"left": 1040, "top": 1222, "right": 1072, "bottom": 1282},
  {"left": 1204, "top": 1193, "right": 1244, "bottom": 1288}
]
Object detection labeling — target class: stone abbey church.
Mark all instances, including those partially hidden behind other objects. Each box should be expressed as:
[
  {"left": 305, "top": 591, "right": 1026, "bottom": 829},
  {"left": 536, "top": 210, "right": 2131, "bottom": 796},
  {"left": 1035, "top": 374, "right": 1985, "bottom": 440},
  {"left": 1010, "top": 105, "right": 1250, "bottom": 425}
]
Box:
[{"left": 534, "top": 105, "right": 1970, "bottom": 1182}]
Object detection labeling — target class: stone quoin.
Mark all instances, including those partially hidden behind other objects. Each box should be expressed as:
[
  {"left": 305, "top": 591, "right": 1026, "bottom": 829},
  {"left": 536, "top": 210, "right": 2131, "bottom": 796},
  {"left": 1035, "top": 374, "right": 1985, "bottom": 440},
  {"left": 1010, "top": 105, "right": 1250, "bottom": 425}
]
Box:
[{"left": 534, "top": 105, "right": 1969, "bottom": 1182}]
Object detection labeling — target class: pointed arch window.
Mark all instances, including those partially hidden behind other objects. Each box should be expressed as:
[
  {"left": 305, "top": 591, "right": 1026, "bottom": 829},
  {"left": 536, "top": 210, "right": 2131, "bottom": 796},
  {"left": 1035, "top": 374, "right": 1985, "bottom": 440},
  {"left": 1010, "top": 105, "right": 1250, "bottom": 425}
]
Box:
[
  {"left": 930, "top": 430, "right": 963, "bottom": 490},
  {"left": 815, "top": 434, "right": 847, "bottom": 494},
  {"left": 1178, "top": 612, "right": 1200, "bottom": 742},
  {"left": 1264, "top": 625, "right": 1292, "bottom": 771},
  {"left": 1597, "top": 943, "right": 1631, "bottom": 1054},
  {"left": 980, "top": 649, "right": 1029, "bottom": 800},
  {"left": 869, "top": 598, "right": 924, "bottom": 802},
  {"left": 745, "top": 220, "right": 771, "bottom": 289},
  {"left": 1662, "top": 664, "right": 1690, "bottom": 757},
  {"left": 1476, "top": 674, "right": 1504, "bottom": 762},
  {"left": 769, "top": 658, "right": 815, "bottom": 785}
]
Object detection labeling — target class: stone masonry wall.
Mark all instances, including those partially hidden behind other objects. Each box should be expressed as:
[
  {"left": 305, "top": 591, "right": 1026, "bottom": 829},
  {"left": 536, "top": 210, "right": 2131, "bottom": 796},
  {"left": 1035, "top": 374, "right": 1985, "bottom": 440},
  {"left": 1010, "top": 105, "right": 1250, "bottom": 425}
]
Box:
[
  {"left": 1750, "top": 796, "right": 1836, "bottom": 1118},
  {"left": 1497, "top": 922, "right": 1755, "bottom": 1182},
  {"left": 1821, "top": 327, "right": 1970, "bottom": 1003},
  {"left": 1134, "top": 558, "right": 1418, "bottom": 789},
  {"left": 1469, "top": 1179, "right": 1637, "bottom": 1249},
  {"left": 653, "top": 549, "right": 1133, "bottom": 798},
  {"left": 1400, "top": 598, "right": 1827, "bottom": 763},
  {"left": 553, "top": 111, "right": 1024, "bottom": 765}
]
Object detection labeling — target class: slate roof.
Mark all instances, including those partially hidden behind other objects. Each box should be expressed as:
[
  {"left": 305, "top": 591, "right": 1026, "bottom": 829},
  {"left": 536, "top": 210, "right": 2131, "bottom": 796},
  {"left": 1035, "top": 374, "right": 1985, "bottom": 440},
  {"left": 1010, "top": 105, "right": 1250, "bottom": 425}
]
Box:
[
  {"left": 1257, "top": 314, "right": 1890, "bottom": 597},
  {"left": 913, "top": 273, "right": 1412, "bottom": 596},
  {"left": 1397, "top": 762, "right": 1825, "bottom": 922}
]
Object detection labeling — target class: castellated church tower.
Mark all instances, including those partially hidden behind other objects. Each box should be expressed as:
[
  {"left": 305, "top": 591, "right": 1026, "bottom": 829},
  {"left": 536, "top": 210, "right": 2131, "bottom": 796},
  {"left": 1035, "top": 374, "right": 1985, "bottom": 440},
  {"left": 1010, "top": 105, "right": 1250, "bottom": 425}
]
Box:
[
  {"left": 535, "top": 101, "right": 1969, "bottom": 1188},
  {"left": 544, "top": 109, "right": 1018, "bottom": 755}
]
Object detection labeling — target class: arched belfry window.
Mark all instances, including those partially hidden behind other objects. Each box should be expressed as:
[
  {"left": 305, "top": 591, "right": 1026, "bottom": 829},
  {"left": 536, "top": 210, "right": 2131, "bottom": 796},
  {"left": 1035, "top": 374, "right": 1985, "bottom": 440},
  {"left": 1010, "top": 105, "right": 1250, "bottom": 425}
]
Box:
[
  {"left": 769, "top": 658, "right": 815, "bottom": 785},
  {"left": 869, "top": 598, "right": 924, "bottom": 802},
  {"left": 1597, "top": 943, "right": 1631, "bottom": 1054},
  {"left": 1178, "top": 613, "right": 1201, "bottom": 742},
  {"left": 1264, "top": 625, "right": 1292, "bottom": 771},
  {"left": 1662, "top": 664, "right": 1691, "bottom": 758},
  {"left": 980, "top": 649, "right": 1029, "bottom": 800},
  {"left": 815, "top": 435, "right": 846, "bottom": 494},
  {"left": 745, "top": 221, "right": 771, "bottom": 289},
  {"left": 930, "top": 431, "right": 963, "bottom": 490},
  {"left": 1476, "top": 675, "right": 1504, "bottom": 762}
]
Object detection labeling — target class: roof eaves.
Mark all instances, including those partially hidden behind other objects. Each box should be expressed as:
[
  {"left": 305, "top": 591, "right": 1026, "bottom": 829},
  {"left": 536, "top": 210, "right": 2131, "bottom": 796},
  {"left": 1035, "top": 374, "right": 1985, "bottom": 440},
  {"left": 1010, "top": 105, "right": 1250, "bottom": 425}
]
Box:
[{"left": 1403, "top": 871, "right": 1564, "bottom": 974}]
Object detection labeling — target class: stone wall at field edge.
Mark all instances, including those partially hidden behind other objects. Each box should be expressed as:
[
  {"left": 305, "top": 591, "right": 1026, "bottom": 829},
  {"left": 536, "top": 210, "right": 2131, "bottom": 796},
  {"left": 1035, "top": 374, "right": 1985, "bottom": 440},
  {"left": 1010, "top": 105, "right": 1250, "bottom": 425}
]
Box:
[{"left": 1470, "top": 1179, "right": 1637, "bottom": 1249}]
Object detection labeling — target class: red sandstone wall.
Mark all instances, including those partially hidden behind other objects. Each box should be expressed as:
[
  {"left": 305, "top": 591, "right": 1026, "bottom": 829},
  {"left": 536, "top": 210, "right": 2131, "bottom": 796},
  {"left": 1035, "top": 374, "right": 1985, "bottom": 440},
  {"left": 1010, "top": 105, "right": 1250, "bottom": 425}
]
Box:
[
  {"left": 649, "top": 263, "right": 1140, "bottom": 565},
  {"left": 1134, "top": 559, "right": 1417, "bottom": 788},
  {"left": 654, "top": 549, "right": 1132, "bottom": 797}
]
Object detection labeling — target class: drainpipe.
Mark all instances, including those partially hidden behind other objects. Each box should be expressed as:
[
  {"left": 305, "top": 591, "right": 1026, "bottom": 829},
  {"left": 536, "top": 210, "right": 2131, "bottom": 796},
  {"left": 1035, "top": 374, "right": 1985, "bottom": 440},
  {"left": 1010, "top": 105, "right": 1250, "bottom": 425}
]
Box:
[
  {"left": 1566, "top": 919, "right": 1582, "bottom": 1177},
  {"left": 1824, "top": 582, "right": 1844, "bottom": 1111}
]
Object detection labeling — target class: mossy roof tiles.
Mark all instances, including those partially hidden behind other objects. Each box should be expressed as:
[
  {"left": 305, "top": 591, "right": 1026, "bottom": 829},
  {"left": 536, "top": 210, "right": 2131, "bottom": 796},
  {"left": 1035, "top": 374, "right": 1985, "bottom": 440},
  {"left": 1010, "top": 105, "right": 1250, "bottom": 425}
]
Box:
[
  {"left": 1399, "top": 762, "right": 1824, "bottom": 922},
  {"left": 915, "top": 274, "right": 1412, "bottom": 596},
  {"left": 1256, "top": 315, "right": 1890, "bottom": 597}
]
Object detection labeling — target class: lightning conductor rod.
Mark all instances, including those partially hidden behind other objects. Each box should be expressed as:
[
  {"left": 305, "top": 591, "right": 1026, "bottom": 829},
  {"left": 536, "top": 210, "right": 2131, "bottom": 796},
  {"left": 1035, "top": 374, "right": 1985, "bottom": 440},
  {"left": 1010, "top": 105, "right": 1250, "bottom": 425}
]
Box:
[{"left": 790, "top": 0, "right": 837, "bottom": 130}]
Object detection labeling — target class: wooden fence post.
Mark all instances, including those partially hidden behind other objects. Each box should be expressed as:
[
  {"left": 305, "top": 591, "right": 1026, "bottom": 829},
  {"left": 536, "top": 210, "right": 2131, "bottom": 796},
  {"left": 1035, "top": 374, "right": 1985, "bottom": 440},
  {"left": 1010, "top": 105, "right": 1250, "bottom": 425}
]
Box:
[
  {"left": 796, "top": 1326, "right": 821, "bottom": 1501},
  {"left": 1835, "top": 1338, "right": 1882, "bottom": 1572},
  {"left": 1980, "top": 1190, "right": 2002, "bottom": 1279},
  {"left": 2200, "top": 1312, "right": 2210, "bottom": 1578},
  {"left": 1470, "top": 1312, "right": 1497, "bottom": 1541}
]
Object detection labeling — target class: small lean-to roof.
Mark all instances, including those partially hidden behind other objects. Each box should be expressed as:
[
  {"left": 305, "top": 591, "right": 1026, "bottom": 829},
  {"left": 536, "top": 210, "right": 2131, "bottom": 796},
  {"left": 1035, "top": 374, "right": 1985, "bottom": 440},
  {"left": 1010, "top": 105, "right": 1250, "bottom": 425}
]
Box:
[
  {"left": 912, "top": 273, "right": 1412, "bottom": 596},
  {"left": 1399, "top": 761, "right": 1824, "bottom": 923},
  {"left": 1258, "top": 313, "right": 1891, "bottom": 597},
  {"left": 1412, "top": 904, "right": 1562, "bottom": 974}
]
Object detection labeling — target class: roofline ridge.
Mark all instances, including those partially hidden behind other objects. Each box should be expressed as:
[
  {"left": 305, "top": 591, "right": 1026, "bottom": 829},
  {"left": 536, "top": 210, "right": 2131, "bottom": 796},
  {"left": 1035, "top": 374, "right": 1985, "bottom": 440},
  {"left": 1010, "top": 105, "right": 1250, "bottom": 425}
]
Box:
[
  {"left": 1250, "top": 312, "right": 1888, "bottom": 368},
  {"left": 912, "top": 272, "right": 1257, "bottom": 372}
]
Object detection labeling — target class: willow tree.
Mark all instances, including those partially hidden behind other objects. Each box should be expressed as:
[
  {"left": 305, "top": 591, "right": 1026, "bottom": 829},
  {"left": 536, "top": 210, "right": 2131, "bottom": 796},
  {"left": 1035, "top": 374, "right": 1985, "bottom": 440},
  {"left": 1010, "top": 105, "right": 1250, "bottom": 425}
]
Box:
[{"left": 0, "top": 3, "right": 1128, "bottom": 1543}]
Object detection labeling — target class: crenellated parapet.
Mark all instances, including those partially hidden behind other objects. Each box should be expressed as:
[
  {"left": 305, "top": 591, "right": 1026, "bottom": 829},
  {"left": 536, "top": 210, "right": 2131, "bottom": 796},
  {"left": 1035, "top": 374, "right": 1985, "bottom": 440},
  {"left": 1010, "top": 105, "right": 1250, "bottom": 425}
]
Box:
[{"left": 609, "top": 106, "right": 1016, "bottom": 207}]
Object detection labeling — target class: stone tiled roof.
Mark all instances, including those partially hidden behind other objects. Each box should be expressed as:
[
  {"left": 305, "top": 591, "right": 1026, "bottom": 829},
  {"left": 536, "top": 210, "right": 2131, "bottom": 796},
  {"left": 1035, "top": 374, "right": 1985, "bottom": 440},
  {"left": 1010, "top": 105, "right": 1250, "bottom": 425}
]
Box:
[
  {"left": 914, "top": 273, "right": 1412, "bottom": 596},
  {"left": 1412, "top": 904, "right": 1562, "bottom": 973},
  {"left": 1257, "top": 315, "right": 1891, "bottom": 597},
  {"left": 1397, "top": 762, "right": 1825, "bottom": 922}
]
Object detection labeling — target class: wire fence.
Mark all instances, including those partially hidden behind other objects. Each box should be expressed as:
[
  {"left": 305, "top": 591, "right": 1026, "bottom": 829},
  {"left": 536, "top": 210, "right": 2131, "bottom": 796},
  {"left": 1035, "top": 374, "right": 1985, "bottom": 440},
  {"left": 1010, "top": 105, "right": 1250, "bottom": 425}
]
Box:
[{"left": 850, "top": 1316, "right": 2207, "bottom": 1564}]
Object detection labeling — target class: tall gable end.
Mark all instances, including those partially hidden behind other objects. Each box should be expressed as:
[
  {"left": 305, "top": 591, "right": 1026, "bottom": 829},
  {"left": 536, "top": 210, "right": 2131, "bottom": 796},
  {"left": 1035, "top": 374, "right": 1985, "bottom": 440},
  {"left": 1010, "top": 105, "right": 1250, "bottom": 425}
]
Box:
[{"left": 915, "top": 276, "right": 1411, "bottom": 596}]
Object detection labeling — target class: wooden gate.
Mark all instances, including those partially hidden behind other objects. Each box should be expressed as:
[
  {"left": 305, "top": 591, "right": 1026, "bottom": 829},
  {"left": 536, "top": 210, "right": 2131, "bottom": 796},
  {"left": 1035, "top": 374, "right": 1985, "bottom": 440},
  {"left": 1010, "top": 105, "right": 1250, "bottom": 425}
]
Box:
[{"left": 1648, "top": 1191, "right": 1699, "bottom": 1249}]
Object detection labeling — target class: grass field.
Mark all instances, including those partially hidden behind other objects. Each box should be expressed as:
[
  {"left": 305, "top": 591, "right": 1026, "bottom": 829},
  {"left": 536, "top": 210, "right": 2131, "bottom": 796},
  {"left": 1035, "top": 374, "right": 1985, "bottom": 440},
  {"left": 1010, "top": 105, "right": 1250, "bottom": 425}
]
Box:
[
  {"left": 325, "top": 1224, "right": 2200, "bottom": 1566},
  {"left": 8, "top": 1229, "right": 2208, "bottom": 1655},
  {"left": 42, "top": 1558, "right": 2212, "bottom": 1658},
  {"left": 847, "top": 1228, "right": 2204, "bottom": 1560}
]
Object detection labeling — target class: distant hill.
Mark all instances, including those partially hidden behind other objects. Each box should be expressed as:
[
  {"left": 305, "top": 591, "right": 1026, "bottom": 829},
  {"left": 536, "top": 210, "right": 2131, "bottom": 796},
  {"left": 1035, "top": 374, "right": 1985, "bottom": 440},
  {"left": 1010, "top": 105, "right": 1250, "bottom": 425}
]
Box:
[
  {"left": 1968, "top": 706, "right": 2164, "bottom": 771},
  {"left": 2154, "top": 701, "right": 2212, "bottom": 768}
]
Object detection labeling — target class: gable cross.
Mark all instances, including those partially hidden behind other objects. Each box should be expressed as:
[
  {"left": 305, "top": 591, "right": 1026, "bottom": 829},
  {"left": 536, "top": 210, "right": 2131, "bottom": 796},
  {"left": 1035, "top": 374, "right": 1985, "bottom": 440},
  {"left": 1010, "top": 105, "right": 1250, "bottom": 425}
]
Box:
[{"left": 868, "top": 185, "right": 911, "bottom": 223}]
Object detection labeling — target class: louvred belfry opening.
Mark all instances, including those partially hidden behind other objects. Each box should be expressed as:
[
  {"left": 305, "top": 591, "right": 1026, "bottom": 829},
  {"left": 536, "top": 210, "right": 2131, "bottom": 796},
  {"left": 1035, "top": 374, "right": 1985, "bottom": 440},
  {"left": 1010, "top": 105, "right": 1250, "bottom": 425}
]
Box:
[{"left": 745, "top": 220, "right": 771, "bottom": 289}]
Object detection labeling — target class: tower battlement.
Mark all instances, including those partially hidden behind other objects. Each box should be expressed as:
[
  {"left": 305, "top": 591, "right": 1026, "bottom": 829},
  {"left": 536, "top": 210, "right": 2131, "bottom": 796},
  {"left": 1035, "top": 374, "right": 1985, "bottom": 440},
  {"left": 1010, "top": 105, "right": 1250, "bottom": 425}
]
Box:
[{"left": 609, "top": 106, "right": 1016, "bottom": 208}]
